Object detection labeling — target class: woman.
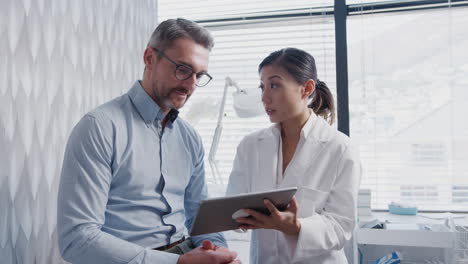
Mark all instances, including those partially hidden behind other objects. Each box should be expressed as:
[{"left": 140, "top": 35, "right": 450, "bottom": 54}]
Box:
[{"left": 226, "top": 48, "right": 360, "bottom": 263}]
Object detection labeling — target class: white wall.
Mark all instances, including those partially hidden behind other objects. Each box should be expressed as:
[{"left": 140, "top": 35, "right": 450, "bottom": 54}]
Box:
[{"left": 0, "top": 1, "right": 157, "bottom": 263}]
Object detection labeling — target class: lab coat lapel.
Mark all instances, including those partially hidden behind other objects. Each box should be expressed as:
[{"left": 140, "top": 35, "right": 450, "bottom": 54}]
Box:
[
  {"left": 279, "top": 118, "right": 328, "bottom": 188},
  {"left": 256, "top": 127, "right": 278, "bottom": 191},
  {"left": 280, "top": 140, "right": 325, "bottom": 188}
]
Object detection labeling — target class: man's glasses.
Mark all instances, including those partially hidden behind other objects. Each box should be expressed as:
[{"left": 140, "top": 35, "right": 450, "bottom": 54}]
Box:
[{"left": 152, "top": 47, "right": 212, "bottom": 87}]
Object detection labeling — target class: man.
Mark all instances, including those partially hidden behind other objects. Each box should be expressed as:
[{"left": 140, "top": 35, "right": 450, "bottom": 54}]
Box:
[{"left": 57, "top": 18, "right": 240, "bottom": 264}]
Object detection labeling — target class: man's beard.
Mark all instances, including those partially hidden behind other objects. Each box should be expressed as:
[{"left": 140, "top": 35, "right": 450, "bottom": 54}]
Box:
[{"left": 151, "top": 81, "right": 190, "bottom": 110}]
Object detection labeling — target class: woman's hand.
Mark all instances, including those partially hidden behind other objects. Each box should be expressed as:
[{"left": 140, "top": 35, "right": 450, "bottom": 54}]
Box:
[{"left": 235, "top": 196, "right": 301, "bottom": 236}]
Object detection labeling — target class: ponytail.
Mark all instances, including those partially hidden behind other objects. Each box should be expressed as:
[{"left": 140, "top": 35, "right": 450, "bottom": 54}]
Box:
[{"left": 308, "top": 79, "right": 335, "bottom": 125}]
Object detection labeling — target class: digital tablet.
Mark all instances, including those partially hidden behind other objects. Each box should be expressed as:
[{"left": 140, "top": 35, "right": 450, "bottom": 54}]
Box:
[{"left": 189, "top": 187, "right": 298, "bottom": 236}]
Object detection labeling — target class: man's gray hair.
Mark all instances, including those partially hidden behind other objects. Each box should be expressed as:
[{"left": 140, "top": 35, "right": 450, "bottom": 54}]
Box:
[{"left": 147, "top": 18, "right": 214, "bottom": 51}]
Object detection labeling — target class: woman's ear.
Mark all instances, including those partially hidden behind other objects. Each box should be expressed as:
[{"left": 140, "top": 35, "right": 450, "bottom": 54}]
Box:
[{"left": 302, "top": 79, "right": 315, "bottom": 99}]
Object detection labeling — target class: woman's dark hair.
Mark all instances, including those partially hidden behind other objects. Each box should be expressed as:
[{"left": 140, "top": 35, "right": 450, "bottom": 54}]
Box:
[{"left": 258, "top": 47, "right": 335, "bottom": 125}]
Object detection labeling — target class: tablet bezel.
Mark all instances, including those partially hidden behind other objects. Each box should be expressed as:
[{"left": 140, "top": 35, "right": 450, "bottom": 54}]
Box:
[{"left": 189, "top": 187, "right": 298, "bottom": 236}]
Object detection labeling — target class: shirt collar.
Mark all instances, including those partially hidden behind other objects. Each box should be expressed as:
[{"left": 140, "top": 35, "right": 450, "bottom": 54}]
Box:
[{"left": 128, "top": 81, "right": 179, "bottom": 125}]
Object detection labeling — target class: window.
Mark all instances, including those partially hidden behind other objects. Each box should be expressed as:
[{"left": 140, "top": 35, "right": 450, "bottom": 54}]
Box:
[
  {"left": 158, "top": 0, "right": 333, "bottom": 21},
  {"left": 158, "top": 1, "right": 336, "bottom": 199},
  {"left": 400, "top": 185, "right": 439, "bottom": 202},
  {"left": 158, "top": 1, "right": 468, "bottom": 213},
  {"left": 348, "top": 5, "right": 468, "bottom": 211},
  {"left": 411, "top": 143, "right": 446, "bottom": 165},
  {"left": 453, "top": 186, "right": 468, "bottom": 204}
]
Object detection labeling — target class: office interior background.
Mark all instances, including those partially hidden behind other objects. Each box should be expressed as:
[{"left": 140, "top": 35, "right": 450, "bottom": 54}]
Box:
[{"left": 0, "top": 0, "right": 467, "bottom": 263}]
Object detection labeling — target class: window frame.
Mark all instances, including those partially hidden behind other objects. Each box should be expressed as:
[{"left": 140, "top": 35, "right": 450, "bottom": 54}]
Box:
[{"left": 165, "top": 0, "right": 468, "bottom": 213}]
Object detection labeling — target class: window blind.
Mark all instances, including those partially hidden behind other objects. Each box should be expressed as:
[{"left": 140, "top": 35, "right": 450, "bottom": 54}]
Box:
[
  {"left": 347, "top": 4, "right": 468, "bottom": 211},
  {"left": 158, "top": 1, "right": 336, "bottom": 198},
  {"left": 158, "top": 0, "right": 333, "bottom": 21}
]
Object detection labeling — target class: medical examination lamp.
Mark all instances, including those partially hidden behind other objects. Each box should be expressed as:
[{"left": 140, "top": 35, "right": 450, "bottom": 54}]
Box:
[{"left": 208, "top": 77, "right": 264, "bottom": 184}]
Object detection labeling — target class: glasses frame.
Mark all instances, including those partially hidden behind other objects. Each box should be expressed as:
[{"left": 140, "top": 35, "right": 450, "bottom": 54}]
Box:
[{"left": 152, "top": 47, "right": 212, "bottom": 87}]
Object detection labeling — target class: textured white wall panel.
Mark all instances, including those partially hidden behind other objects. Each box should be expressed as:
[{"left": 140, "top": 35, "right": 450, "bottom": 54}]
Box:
[{"left": 0, "top": 1, "right": 157, "bottom": 263}]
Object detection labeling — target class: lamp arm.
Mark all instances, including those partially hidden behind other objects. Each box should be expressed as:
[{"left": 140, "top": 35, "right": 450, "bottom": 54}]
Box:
[
  {"left": 216, "top": 77, "right": 231, "bottom": 125},
  {"left": 208, "top": 77, "right": 238, "bottom": 184}
]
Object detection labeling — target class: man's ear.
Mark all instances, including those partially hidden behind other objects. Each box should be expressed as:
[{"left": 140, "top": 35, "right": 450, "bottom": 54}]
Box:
[
  {"left": 302, "top": 79, "right": 315, "bottom": 99},
  {"left": 143, "top": 47, "right": 154, "bottom": 71}
]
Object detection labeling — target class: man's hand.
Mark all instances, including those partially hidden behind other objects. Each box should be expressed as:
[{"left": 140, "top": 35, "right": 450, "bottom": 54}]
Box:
[
  {"left": 177, "top": 240, "right": 241, "bottom": 264},
  {"left": 235, "top": 196, "right": 301, "bottom": 236}
]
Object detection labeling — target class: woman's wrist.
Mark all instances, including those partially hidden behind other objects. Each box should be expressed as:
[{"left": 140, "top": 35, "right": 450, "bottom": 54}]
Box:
[
  {"left": 282, "top": 219, "right": 301, "bottom": 236},
  {"left": 293, "top": 219, "right": 301, "bottom": 235}
]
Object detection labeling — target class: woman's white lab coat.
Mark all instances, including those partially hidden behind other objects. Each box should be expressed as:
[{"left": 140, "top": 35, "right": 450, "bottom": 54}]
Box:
[{"left": 226, "top": 113, "right": 361, "bottom": 264}]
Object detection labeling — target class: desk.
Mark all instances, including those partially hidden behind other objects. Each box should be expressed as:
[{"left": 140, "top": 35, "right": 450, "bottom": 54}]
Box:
[{"left": 354, "top": 212, "right": 468, "bottom": 264}]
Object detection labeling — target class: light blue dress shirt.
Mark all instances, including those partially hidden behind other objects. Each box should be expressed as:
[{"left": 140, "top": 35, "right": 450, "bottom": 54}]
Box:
[{"left": 57, "top": 81, "right": 226, "bottom": 264}]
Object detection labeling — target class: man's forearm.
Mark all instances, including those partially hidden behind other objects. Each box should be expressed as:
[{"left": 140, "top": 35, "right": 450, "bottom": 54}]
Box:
[{"left": 58, "top": 224, "right": 180, "bottom": 264}]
